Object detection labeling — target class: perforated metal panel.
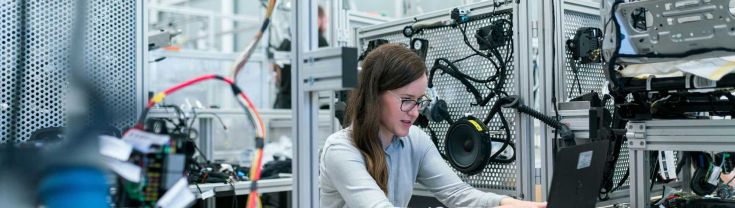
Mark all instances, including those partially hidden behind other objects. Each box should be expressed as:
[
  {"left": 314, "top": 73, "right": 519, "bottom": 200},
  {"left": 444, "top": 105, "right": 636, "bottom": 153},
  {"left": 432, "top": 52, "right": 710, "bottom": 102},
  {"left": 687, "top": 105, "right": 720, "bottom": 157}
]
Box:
[
  {"left": 1, "top": 0, "right": 140, "bottom": 143},
  {"left": 562, "top": 6, "right": 631, "bottom": 192},
  {"left": 358, "top": 6, "right": 519, "bottom": 192},
  {"left": 1, "top": 0, "right": 22, "bottom": 144}
]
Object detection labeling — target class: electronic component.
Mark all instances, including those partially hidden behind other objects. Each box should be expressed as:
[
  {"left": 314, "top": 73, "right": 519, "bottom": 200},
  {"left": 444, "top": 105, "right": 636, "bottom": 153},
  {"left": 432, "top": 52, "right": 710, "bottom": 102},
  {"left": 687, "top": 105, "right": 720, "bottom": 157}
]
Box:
[
  {"left": 475, "top": 19, "right": 512, "bottom": 50},
  {"left": 566, "top": 27, "right": 602, "bottom": 64},
  {"left": 410, "top": 38, "right": 429, "bottom": 62},
  {"left": 143, "top": 153, "right": 165, "bottom": 203},
  {"left": 359, "top": 39, "right": 389, "bottom": 61},
  {"left": 129, "top": 74, "right": 266, "bottom": 207},
  {"left": 450, "top": 7, "right": 472, "bottom": 24}
]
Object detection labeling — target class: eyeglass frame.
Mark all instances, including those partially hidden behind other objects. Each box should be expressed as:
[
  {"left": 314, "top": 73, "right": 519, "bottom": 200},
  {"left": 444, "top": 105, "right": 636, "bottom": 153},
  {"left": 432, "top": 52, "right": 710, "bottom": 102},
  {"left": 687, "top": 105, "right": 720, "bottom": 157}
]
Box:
[{"left": 386, "top": 90, "right": 432, "bottom": 112}]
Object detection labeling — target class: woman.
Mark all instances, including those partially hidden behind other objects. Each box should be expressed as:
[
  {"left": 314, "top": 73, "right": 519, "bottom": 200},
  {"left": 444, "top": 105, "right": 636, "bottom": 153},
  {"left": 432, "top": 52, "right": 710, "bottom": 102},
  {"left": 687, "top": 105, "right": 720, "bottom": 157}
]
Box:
[{"left": 319, "top": 44, "right": 546, "bottom": 208}]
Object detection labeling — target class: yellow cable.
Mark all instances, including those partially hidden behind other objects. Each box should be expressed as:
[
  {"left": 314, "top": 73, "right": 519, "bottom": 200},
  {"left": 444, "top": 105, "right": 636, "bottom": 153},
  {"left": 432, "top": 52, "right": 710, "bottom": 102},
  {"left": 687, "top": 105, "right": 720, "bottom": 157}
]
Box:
[
  {"left": 151, "top": 92, "right": 167, "bottom": 104},
  {"left": 231, "top": 0, "right": 277, "bottom": 79}
]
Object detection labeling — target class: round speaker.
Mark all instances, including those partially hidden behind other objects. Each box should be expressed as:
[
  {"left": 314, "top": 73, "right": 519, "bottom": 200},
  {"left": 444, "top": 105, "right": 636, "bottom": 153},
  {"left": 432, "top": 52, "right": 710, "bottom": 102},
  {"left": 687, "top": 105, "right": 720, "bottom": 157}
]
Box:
[{"left": 445, "top": 116, "right": 492, "bottom": 175}]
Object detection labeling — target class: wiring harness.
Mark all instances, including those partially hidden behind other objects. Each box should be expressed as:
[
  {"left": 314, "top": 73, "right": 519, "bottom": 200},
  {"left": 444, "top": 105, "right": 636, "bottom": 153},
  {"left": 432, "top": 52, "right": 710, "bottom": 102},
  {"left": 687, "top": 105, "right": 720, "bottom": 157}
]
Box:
[
  {"left": 232, "top": 0, "right": 277, "bottom": 80},
  {"left": 412, "top": 4, "right": 577, "bottom": 174},
  {"left": 131, "top": 74, "right": 266, "bottom": 208},
  {"left": 418, "top": 5, "right": 518, "bottom": 174}
]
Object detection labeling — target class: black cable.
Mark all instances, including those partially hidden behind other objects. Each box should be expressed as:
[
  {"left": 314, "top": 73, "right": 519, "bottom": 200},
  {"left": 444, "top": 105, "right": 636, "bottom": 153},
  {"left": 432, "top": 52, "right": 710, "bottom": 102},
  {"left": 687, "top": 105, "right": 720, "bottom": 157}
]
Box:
[
  {"left": 185, "top": 109, "right": 229, "bottom": 165},
  {"left": 602, "top": 167, "right": 629, "bottom": 198},
  {"left": 429, "top": 62, "right": 484, "bottom": 105},
  {"left": 604, "top": 0, "right": 625, "bottom": 93},
  {"left": 160, "top": 105, "right": 188, "bottom": 127},
  {"left": 423, "top": 2, "right": 517, "bottom": 167},
  {"left": 550, "top": 0, "right": 560, "bottom": 159},
  {"left": 500, "top": 96, "right": 575, "bottom": 146},
  {"left": 458, "top": 23, "right": 501, "bottom": 71},
  {"left": 429, "top": 37, "right": 511, "bottom": 106},
  {"left": 618, "top": 47, "right": 735, "bottom": 59},
  {"left": 477, "top": 98, "right": 515, "bottom": 164},
  {"left": 452, "top": 53, "right": 481, "bottom": 64},
  {"left": 568, "top": 59, "right": 583, "bottom": 97},
  {"left": 437, "top": 58, "right": 495, "bottom": 84},
  {"left": 488, "top": 110, "right": 515, "bottom": 164}
]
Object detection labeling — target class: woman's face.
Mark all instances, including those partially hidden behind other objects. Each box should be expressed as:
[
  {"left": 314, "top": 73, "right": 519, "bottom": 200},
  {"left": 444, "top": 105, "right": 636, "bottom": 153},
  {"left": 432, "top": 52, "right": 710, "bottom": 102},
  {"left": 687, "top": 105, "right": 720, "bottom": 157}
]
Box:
[{"left": 379, "top": 74, "right": 428, "bottom": 138}]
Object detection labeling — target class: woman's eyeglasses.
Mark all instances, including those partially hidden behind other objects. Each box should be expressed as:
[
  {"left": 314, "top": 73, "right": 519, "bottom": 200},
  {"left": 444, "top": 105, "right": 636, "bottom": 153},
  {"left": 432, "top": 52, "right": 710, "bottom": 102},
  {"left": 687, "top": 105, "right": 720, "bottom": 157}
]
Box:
[{"left": 387, "top": 90, "right": 432, "bottom": 112}]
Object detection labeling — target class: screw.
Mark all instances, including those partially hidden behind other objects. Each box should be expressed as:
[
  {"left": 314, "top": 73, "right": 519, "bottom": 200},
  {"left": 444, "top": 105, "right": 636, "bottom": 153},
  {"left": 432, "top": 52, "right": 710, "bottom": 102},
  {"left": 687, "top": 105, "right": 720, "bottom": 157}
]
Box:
[{"left": 639, "top": 141, "right": 644, "bottom": 146}]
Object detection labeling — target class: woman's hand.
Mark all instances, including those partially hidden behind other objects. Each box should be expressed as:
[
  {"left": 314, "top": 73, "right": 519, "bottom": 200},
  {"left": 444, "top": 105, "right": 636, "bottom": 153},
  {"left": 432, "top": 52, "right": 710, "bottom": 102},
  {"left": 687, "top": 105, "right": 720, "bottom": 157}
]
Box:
[{"left": 496, "top": 197, "right": 547, "bottom": 208}]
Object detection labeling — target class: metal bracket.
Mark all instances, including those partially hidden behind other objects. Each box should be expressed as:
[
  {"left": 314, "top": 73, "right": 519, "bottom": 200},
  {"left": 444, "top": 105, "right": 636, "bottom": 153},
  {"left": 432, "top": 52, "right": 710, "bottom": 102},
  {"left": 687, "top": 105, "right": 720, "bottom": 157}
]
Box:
[
  {"left": 301, "top": 47, "right": 358, "bottom": 92},
  {"left": 604, "top": 0, "right": 735, "bottom": 64},
  {"left": 626, "top": 122, "right": 647, "bottom": 149}
]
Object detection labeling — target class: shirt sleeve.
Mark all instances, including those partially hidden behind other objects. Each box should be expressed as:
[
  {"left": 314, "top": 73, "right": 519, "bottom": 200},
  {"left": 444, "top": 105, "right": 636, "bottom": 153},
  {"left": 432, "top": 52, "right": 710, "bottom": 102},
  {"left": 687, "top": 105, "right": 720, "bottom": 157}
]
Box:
[
  {"left": 415, "top": 131, "right": 509, "bottom": 207},
  {"left": 321, "top": 142, "right": 394, "bottom": 208}
]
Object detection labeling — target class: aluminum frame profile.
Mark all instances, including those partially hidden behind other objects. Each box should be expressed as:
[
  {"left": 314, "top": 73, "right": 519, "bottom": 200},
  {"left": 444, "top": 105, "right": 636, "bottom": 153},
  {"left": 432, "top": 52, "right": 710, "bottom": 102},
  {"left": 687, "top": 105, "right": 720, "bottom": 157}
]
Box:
[
  {"left": 626, "top": 119, "right": 735, "bottom": 208},
  {"left": 300, "top": 47, "right": 358, "bottom": 92},
  {"left": 539, "top": 0, "right": 636, "bottom": 206},
  {"left": 292, "top": 0, "right": 322, "bottom": 207}
]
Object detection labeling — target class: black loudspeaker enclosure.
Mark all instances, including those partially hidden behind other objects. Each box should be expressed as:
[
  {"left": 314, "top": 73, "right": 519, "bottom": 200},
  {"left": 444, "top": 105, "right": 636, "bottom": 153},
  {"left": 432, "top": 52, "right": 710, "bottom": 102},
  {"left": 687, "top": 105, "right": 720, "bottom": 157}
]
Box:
[{"left": 445, "top": 116, "right": 492, "bottom": 175}]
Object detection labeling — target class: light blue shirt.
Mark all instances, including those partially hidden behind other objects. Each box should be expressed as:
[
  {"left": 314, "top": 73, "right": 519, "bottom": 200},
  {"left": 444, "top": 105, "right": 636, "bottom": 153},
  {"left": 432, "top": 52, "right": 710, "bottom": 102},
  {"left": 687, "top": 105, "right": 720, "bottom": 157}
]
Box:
[{"left": 320, "top": 126, "right": 507, "bottom": 207}]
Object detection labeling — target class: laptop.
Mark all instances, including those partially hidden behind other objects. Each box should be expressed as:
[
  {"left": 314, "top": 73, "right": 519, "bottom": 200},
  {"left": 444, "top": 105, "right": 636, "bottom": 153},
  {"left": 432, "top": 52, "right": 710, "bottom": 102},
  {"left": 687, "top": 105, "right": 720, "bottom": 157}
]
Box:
[{"left": 548, "top": 140, "right": 611, "bottom": 208}]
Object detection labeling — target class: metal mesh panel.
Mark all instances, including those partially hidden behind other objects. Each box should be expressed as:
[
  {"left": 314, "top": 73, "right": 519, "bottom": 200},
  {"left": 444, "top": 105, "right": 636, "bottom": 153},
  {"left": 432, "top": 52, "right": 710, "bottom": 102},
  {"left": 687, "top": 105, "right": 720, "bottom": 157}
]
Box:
[
  {"left": 359, "top": 9, "right": 518, "bottom": 191},
  {"left": 562, "top": 9, "right": 631, "bottom": 190},
  {"left": 1, "top": 1, "right": 22, "bottom": 144},
  {"left": 85, "top": 0, "right": 139, "bottom": 131},
  {"left": 1, "top": 0, "right": 138, "bottom": 143}
]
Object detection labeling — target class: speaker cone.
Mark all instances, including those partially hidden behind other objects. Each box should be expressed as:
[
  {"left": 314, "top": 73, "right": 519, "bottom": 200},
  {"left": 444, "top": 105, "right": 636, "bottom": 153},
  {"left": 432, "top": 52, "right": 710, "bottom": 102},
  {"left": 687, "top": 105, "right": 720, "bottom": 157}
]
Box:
[{"left": 445, "top": 116, "right": 492, "bottom": 175}]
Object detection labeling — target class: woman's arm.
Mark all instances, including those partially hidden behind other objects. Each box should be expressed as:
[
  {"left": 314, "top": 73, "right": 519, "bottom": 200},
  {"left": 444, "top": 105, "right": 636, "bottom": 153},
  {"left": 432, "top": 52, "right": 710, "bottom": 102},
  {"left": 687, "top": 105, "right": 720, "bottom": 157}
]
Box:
[
  {"left": 415, "top": 130, "right": 545, "bottom": 208},
  {"left": 321, "top": 142, "right": 394, "bottom": 207},
  {"left": 416, "top": 138, "right": 508, "bottom": 207},
  {"left": 498, "top": 197, "right": 547, "bottom": 208}
]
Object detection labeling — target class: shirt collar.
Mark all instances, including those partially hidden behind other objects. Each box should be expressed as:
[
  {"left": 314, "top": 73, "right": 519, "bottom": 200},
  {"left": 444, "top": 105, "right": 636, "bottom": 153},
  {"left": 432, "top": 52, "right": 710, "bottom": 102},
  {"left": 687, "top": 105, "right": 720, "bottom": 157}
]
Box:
[{"left": 384, "top": 135, "right": 406, "bottom": 152}]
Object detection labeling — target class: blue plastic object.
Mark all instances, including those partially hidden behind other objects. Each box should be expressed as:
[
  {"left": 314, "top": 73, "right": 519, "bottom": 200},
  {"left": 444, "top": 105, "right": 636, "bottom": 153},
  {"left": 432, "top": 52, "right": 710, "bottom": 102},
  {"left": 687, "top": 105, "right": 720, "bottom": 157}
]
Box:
[{"left": 39, "top": 167, "right": 109, "bottom": 208}]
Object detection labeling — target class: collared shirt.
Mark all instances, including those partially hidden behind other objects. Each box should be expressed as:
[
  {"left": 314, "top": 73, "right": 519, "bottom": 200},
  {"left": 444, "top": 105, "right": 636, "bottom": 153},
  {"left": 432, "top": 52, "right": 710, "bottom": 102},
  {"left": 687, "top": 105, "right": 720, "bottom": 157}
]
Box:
[{"left": 319, "top": 126, "right": 507, "bottom": 207}]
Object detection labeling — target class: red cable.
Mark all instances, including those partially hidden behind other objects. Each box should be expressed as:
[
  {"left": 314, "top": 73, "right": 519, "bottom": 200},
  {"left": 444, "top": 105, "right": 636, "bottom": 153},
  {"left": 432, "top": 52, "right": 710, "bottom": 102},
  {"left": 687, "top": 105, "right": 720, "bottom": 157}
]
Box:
[
  {"left": 238, "top": 92, "right": 266, "bottom": 136},
  {"left": 144, "top": 74, "right": 218, "bottom": 108},
  {"left": 136, "top": 74, "right": 266, "bottom": 208}
]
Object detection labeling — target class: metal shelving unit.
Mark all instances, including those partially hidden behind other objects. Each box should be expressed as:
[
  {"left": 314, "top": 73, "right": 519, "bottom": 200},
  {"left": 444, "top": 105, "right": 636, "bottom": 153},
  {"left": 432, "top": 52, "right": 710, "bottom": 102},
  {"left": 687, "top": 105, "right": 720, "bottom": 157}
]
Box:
[{"left": 626, "top": 119, "right": 735, "bottom": 208}]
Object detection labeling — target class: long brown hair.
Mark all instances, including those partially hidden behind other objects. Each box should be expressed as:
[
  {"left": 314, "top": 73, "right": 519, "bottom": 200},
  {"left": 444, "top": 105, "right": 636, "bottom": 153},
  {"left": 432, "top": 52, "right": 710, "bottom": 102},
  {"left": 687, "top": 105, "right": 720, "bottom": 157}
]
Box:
[{"left": 346, "top": 43, "right": 426, "bottom": 194}]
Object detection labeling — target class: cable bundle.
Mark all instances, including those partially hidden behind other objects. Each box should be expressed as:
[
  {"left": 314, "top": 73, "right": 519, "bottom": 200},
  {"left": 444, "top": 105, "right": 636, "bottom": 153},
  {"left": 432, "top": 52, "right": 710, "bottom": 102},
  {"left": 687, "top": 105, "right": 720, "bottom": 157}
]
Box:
[
  {"left": 132, "top": 74, "right": 266, "bottom": 208},
  {"left": 231, "top": 0, "right": 278, "bottom": 80}
]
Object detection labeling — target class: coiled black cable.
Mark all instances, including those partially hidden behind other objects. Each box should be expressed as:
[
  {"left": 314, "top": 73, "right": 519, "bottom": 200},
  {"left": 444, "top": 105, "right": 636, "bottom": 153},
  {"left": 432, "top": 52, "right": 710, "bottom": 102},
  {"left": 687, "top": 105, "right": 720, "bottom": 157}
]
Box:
[{"left": 500, "top": 96, "right": 575, "bottom": 146}]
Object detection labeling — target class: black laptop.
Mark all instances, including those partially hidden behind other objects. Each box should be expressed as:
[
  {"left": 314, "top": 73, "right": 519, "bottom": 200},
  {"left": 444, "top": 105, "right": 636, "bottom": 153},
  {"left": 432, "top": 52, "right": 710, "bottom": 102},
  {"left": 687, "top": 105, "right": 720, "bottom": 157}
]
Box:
[{"left": 548, "top": 140, "right": 611, "bottom": 208}]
